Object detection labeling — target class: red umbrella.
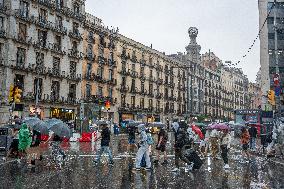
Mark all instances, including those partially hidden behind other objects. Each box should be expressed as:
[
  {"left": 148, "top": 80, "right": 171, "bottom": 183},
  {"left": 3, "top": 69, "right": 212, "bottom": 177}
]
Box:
[{"left": 191, "top": 125, "right": 204, "bottom": 139}]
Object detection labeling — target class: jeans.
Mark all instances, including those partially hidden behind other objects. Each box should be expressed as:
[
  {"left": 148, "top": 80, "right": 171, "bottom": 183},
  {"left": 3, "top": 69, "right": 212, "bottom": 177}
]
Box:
[
  {"left": 135, "top": 145, "right": 151, "bottom": 168},
  {"left": 220, "top": 145, "right": 228, "bottom": 164},
  {"left": 96, "top": 146, "right": 113, "bottom": 163},
  {"left": 249, "top": 137, "right": 256, "bottom": 150}
]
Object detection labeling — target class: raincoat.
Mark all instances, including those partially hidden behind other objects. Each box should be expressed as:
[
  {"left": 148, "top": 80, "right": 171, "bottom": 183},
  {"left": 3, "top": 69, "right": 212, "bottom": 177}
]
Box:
[{"left": 18, "top": 123, "right": 32, "bottom": 151}]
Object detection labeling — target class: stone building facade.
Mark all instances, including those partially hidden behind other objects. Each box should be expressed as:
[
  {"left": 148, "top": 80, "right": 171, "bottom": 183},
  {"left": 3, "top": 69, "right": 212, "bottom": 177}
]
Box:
[{"left": 0, "top": 0, "right": 86, "bottom": 124}]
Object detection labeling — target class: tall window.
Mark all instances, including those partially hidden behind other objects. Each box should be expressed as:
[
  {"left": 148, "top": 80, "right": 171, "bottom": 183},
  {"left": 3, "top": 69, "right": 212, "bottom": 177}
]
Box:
[
  {"left": 55, "top": 0, "right": 63, "bottom": 9},
  {"left": 109, "top": 52, "right": 113, "bottom": 62},
  {"left": 140, "top": 98, "right": 144, "bottom": 108},
  {"left": 54, "top": 35, "right": 61, "bottom": 50},
  {"left": 38, "top": 30, "right": 47, "bottom": 47},
  {"left": 15, "top": 74, "right": 24, "bottom": 91},
  {"left": 140, "top": 66, "right": 144, "bottom": 76},
  {"left": 87, "top": 44, "right": 93, "bottom": 56},
  {"left": 73, "top": 22, "right": 79, "bottom": 34},
  {"left": 70, "top": 61, "right": 76, "bottom": 78},
  {"left": 149, "top": 99, "right": 153, "bottom": 108},
  {"left": 156, "top": 100, "right": 160, "bottom": 109},
  {"left": 51, "top": 81, "right": 60, "bottom": 101},
  {"left": 108, "top": 69, "right": 113, "bottom": 80},
  {"left": 72, "top": 41, "right": 77, "bottom": 52},
  {"left": 52, "top": 57, "right": 60, "bottom": 75},
  {"left": 0, "top": 16, "right": 3, "bottom": 30},
  {"left": 108, "top": 88, "right": 112, "bottom": 98},
  {"left": 0, "top": 0, "right": 4, "bottom": 7},
  {"left": 16, "top": 48, "right": 26, "bottom": 66},
  {"left": 149, "top": 83, "right": 153, "bottom": 95},
  {"left": 86, "top": 84, "right": 91, "bottom": 98},
  {"left": 141, "top": 82, "right": 144, "bottom": 93},
  {"left": 121, "top": 94, "right": 125, "bottom": 106},
  {"left": 35, "top": 52, "right": 44, "bottom": 70},
  {"left": 97, "top": 86, "right": 103, "bottom": 96},
  {"left": 55, "top": 15, "right": 63, "bottom": 28},
  {"left": 18, "top": 23, "right": 27, "bottom": 41},
  {"left": 39, "top": 8, "right": 47, "bottom": 23},
  {"left": 86, "top": 63, "right": 92, "bottom": 78},
  {"left": 121, "top": 76, "right": 126, "bottom": 86},
  {"left": 131, "top": 63, "right": 135, "bottom": 73},
  {"left": 69, "top": 84, "right": 76, "bottom": 99},
  {"left": 73, "top": 2, "right": 80, "bottom": 15},
  {"left": 131, "top": 96, "right": 135, "bottom": 107},
  {"left": 34, "top": 78, "right": 43, "bottom": 100},
  {"left": 131, "top": 79, "right": 135, "bottom": 92},
  {"left": 20, "top": 1, "right": 29, "bottom": 17},
  {"left": 150, "top": 70, "right": 153, "bottom": 78},
  {"left": 97, "top": 66, "right": 103, "bottom": 78}
]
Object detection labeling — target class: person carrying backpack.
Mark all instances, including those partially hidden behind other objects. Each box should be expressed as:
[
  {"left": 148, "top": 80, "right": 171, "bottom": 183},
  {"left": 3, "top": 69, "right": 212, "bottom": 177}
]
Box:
[
  {"left": 134, "top": 124, "right": 151, "bottom": 171},
  {"left": 154, "top": 126, "right": 168, "bottom": 165},
  {"left": 94, "top": 123, "right": 114, "bottom": 166}
]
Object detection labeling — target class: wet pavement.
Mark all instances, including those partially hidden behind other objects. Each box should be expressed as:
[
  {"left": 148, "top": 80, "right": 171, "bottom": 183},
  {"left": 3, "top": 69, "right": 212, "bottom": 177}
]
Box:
[{"left": 1, "top": 134, "right": 284, "bottom": 189}]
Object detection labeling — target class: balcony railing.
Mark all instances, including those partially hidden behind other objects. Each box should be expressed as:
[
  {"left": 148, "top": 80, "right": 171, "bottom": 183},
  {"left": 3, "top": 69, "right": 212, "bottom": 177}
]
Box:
[{"left": 69, "top": 30, "right": 83, "bottom": 40}]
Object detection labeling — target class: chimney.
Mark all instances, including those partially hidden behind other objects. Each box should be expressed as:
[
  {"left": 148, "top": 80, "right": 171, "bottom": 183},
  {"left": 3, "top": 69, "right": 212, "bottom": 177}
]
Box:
[{"left": 150, "top": 44, "right": 153, "bottom": 48}]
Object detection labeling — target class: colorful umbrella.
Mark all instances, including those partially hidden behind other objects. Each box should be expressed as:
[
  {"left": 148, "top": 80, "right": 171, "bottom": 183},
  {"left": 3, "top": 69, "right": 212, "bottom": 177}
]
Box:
[
  {"left": 191, "top": 125, "right": 204, "bottom": 139},
  {"left": 208, "top": 123, "right": 230, "bottom": 131},
  {"left": 194, "top": 123, "right": 206, "bottom": 127}
]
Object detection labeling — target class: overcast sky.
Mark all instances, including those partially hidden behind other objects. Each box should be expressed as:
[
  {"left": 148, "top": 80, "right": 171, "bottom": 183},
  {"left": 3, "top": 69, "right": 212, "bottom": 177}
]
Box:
[{"left": 85, "top": 0, "right": 260, "bottom": 82}]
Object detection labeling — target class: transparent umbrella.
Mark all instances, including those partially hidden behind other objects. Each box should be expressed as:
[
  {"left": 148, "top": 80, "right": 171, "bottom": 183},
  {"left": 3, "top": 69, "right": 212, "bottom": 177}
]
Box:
[
  {"left": 24, "top": 117, "right": 41, "bottom": 127},
  {"left": 32, "top": 120, "right": 49, "bottom": 135},
  {"left": 44, "top": 118, "right": 63, "bottom": 127},
  {"left": 48, "top": 122, "right": 71, "bottom": 138}
]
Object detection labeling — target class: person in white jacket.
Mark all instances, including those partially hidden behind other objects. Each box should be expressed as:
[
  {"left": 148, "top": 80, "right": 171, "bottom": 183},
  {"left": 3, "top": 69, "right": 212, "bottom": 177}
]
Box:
[{"left": 220, "top": 129, "right": 231, "bottom": 169}]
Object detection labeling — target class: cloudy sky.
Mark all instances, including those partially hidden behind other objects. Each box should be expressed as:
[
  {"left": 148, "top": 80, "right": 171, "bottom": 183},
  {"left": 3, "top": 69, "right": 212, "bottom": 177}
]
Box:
[{"left": 85, "top": 0, "right": 260, "bottom": 82}]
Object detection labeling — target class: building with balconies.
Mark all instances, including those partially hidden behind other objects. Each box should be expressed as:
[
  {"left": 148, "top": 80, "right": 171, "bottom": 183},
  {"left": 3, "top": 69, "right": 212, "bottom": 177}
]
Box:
[{"left": 0, "top": 0, "right": 86, "bottom": 124}]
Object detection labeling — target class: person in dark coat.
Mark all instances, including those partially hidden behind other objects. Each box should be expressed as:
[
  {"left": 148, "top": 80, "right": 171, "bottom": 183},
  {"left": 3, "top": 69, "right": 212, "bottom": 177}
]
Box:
[{"left": 248, "top": 126, "right": 257, "bottom": 151}]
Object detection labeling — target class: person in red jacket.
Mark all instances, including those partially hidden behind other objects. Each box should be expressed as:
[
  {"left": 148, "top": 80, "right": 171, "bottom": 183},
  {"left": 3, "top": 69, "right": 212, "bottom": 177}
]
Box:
[{"left": 241, "top": 127, "right": 250, "bottom": 162}]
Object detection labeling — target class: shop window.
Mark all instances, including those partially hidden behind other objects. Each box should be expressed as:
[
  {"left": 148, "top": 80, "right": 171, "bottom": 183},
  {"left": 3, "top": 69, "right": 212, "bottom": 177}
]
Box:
[
  {"left": 35, "top": 52, "right": 44, "bottom": 70},
  {"left": 34, "top": 78, "right": 43, "bottom": 100},
  {"left": 20, "top": 1, "right": 29, "bottom": 18},
  {"left": 86, "top": 84, "right": 91, "bottom": 98},
  {"left": 86, "top": 63, "right": 92, "bottom": 78},
  {"left": 131, "top": 96, "right": 135, "bottom": 107},
  {"left": 18, "top": 23, "right": 27, "bottom": 41},
  {"left": 109, "top": 52, "right": 113, "bottom": 62},
  {"left": 51, "top": 81, "right": 60, "bottom": 101},
  {"left": 38, "top": 30, "right": 47, "bottom": 47},
  {"left": 69, "top": 84, "right": 76, "bottom": 99},
  {"left": 70, "top": 61, "right": 76, "bottom": 78},
  {"left": 52, "top": 57, "right": 60, "bottom": 75},
  {"left": 140, "top": 98, "right": 144, "bottom": 108},
  {"left": 16, "top": 47, "right": 26, "bottom": 67},
  {"left": 15, "top": 74, "right": 24, "bottom": 91}
]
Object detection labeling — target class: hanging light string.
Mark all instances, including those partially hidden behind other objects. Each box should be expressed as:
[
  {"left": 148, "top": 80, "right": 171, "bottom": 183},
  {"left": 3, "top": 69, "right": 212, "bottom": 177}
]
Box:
[{"left": 226, "top": 1, "right": 276, "bottom": 67}]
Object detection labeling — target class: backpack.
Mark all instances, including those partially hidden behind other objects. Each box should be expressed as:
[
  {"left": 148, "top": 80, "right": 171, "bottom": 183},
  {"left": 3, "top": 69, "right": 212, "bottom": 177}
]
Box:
[{"left": 147, "top": 133, "right": 154, "bottom": 145}]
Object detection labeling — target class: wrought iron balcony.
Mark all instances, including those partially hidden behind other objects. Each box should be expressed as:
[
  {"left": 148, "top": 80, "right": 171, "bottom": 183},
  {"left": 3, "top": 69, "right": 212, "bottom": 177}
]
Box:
[
  {"left": 119, "top": 85, "right": 129, "bottom": 93},
  {"left": 69, "top": 30, "right": 83, "bottom": 40},
  {"left": 14, "top": 10, "right": 31, "bottom": 22}
]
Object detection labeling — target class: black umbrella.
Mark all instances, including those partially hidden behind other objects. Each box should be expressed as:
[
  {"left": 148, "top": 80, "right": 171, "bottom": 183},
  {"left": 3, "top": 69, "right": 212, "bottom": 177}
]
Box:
[
  {"left": 5, "top": 124, "right": 21, "bottom": 130},
  {"left": 32, "top": 121, "right": 49, "bottom": 135},
  {"left": 48, "top": 122, "right": 71, "bottom": 138}
]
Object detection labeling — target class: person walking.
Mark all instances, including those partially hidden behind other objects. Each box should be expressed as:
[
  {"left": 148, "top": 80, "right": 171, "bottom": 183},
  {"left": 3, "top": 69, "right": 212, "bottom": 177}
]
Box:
[
  {"left": 210, "top": 129, "right": 220, "bottom": 159},
  {"left": 127, "top": 125, "right": 136, "bottom": 154},
  {"left": 18, "top": 123, "right": 32, "bottom": 159},
  {"left": 248, "top": 126, "right": 257, "bottom": 151},
  {"left": 135, "top": 124, "right": 151, "bottom": 171},
  {"left": 154, "top": 126, "right": 168, "bottom": 165},
  {"left": 94, "top": 123, "right": 114, "bottom": 165},
  {"left": 220, "top": 130, "right": 231, "bottom": 169},
  {"left": 241, "top": 127, "right": 250, "bottom": 162},
  {"left": 28, "top": 129, "right": 43, "bottom": 167}
]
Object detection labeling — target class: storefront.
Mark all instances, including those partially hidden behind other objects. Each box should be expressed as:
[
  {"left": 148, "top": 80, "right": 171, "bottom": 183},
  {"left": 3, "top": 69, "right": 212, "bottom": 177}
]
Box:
[
  {"left": 50, "top": 107, "right": 75, "bottom": 122},
  {"left": 146, "top": 114, "right": 160, "bottom": 122},
  {"left": 29, "top": 105, "right": 44, "bottom": 119}
]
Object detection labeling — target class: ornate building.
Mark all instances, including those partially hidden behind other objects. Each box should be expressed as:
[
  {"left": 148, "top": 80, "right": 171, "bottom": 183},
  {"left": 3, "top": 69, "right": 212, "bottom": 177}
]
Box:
[{"left": 0, "top": 0, "right": 86, "bottom": 124}]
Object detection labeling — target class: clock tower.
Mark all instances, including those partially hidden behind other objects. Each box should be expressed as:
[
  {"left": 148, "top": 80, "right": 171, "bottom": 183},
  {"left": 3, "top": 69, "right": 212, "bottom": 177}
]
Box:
[{"left": 186, "top": 27, "right": 201, "bottom": 63}]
